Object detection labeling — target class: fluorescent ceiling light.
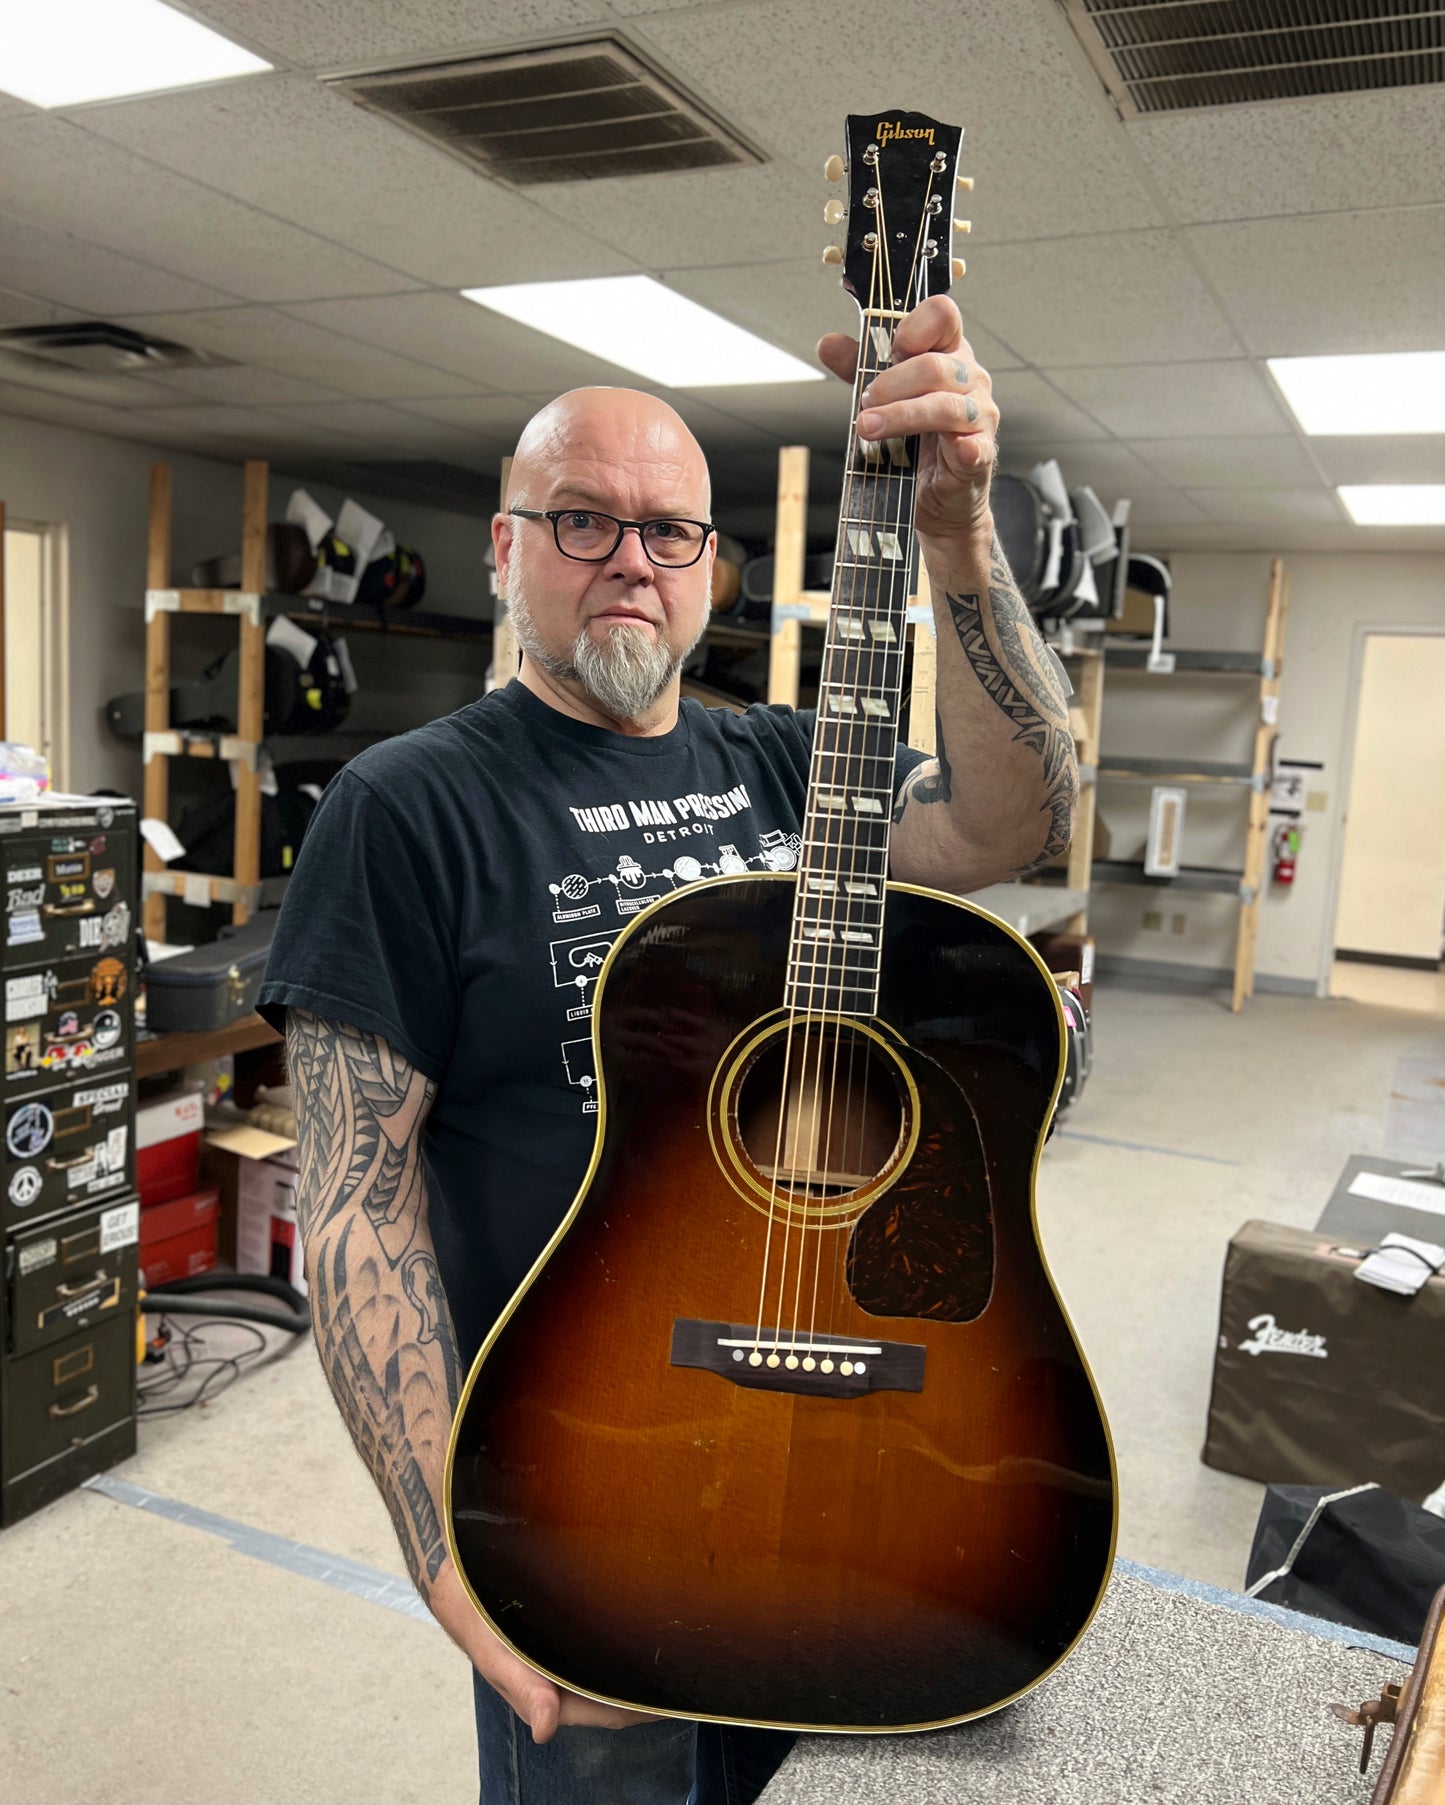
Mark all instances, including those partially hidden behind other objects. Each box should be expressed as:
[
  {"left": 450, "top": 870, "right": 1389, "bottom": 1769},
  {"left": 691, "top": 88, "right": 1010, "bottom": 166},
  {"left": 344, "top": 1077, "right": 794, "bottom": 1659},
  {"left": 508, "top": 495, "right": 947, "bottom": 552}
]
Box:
[
  {"left": 461, "top": 276, "right": 826, "bottom": 388},
  {"left": 1338, "top": 485, "right": 1445, "bottom": 525},
  {"left": 1269, "top": 351, "right": 1445, "bottom": 436},
  {"left": 0, "top": 0, "right": 271, "bottom": 108}
]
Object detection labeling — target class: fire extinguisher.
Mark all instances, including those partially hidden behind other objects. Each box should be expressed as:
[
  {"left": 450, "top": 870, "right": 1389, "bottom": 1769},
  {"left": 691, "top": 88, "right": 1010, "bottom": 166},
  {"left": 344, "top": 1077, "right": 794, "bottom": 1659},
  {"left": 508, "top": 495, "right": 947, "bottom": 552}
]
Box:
[{"left": 1272, "top": 822, "right": 1300, "bottom": 886}]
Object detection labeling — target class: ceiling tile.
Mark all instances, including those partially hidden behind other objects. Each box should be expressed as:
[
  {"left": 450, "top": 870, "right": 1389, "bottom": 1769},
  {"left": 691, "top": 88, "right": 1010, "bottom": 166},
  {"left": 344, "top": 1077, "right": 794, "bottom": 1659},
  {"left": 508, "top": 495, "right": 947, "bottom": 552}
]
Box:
[
  {"left": 669, "top": 380, "right": 853, "bottom": 447},
  {"left": 965, "top": 231, "right": 1241, "bottom": 366},
  {"left": 538, "top": 162, "right": 826, "bottom": 273},
  {"left": 663, "top": 259, "right": 856, "bottom": 366},
  {"left": 388, "top": 391, "right": 551, "bottom": 445},
  {"left": 1045, "top": 361, "right": 1293, "bottom": 439},
  {"left": 265, "top": 399, "right": 494, "bottom": 461},
  {"left": 182, "top": 0, "right": 607, "bottom": 67},
  {"left": 632, "top": 0, "right": 1163, "bottom": 237},
  {"left": 1136, "top": 437, "right": 1321, "bottom": 489},
  {"left": 991, "top": 370, "right": 1108, "bottom": 442},
  {"left": 0, "top": 288, "right": 83, "bottom": 330},
  {"left": 281, "top": 291, "right": 627, "bottom": 390},
  {"left": 0, "top": 380, "right": 142, "bottom": 437},
  {"left": 0, "top": 357, "right": 190, "bottom": 409},
  {"left": 127, "top": 403, "right": 380, "bottom": 457},
  {"left": 0, "top": 211, "right": 240, "bottom": 316},
  {"left": 1185, "top": 488, "right": 1347, "bottom": 527},
  {"left": 1130, "top": 86, "right": 1445, "bottom": 224},
  {"left": 1189, "top": 207, "right": 1445, "bottom": 356},
  {"left": 74, "top": 74, "right": 639, "bottom": 288},
  {"left": 1120, "top": 490, "right": 1212, "bottom": 530},
  {"left": 136, "top": 364, "right": 349, "bottom": 407},
  {"left": 0, "top": 115, "right": 417, "bottom": 303},
  {"left": 1310, "top": 434, "right": 1445, "bottom": 485},
  {"left": 116, "top": 307, "right": 471, "bottom": 399},
  {"left": 1006, "top": 440, "right": 1167, "bottom": 497}
]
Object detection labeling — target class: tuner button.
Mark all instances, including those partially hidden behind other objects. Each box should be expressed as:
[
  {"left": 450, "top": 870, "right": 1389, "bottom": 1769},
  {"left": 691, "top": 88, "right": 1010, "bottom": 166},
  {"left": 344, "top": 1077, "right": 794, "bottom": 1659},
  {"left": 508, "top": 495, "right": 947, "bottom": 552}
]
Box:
[
  {"left": 823, "top": 198, "right": 845, "bottom": 225},
  {"left": 951, "top": 257, "right": 967, "bottom": 280},
  {"left": 956, "top": 174, "right": 975, "bottom": 192},
  {"left": 953, "top": 219, "right": 972, "bottom": 234},
  {"left": 824, "top": 154, "right": 846, "bottom": 182},
  {"left": 822, "top": 245, "right": 844, "bottom": 266}
]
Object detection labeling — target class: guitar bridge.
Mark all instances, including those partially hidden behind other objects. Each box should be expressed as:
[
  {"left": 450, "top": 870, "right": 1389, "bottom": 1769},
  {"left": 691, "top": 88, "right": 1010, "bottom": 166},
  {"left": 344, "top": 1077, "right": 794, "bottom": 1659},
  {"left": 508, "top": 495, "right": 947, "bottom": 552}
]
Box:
[{"left": 670, "top": 1319, "right": 925, "bottom": 1399}]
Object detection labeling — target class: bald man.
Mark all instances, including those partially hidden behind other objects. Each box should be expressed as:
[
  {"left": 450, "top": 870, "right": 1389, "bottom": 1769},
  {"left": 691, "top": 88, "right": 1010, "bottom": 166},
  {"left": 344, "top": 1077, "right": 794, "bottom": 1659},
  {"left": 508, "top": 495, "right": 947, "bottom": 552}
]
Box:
[{"left": 258, "top": 294, "right": 1077, "bottom": 1804}]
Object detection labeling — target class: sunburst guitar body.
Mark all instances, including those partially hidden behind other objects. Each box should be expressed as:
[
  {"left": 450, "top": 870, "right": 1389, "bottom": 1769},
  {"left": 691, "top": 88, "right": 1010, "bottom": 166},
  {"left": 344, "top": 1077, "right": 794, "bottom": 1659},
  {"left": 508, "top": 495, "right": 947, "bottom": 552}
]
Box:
[{"left": 445, "top": 107, "right": 1116, "bottom": 1732}]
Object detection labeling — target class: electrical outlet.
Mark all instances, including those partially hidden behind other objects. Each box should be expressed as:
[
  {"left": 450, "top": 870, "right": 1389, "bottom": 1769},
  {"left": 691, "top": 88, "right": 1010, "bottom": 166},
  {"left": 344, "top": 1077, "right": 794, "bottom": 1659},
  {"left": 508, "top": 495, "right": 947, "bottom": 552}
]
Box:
[
  {"left": 1171, "top": 913, "right": 1187, "bottom": 935},
  {"left": 1142, "top": 909, "right": 1163, "bottom": 932}
]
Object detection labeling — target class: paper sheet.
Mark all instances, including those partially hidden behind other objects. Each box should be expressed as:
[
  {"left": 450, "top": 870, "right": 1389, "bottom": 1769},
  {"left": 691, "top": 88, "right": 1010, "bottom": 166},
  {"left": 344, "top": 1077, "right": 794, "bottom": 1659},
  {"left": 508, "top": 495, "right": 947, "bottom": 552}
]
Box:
[
  {"left": 141, "top": 817, "right": 186, "bottom": 863},
  {"left": 1353, "top": 1231, "right": 1445, "bottom": 1296},
  {"left": 1348, "top": 1170, "right": 1445, "bottom": 1218}
]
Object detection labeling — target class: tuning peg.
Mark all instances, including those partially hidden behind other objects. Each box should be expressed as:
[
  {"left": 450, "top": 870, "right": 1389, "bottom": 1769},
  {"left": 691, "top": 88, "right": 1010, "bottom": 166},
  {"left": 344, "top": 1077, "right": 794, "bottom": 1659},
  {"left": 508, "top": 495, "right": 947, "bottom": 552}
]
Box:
[
  {"left": 953, "top": 219, "right": 972, "bottom": 234},
  {"left": 824, "top": 154, "right": 846, "bottom": 182},
  {"left": 951, "top": 257, "right": 966, "bottom": 280},
  {"left": 956, "top": 174, "right": 975, "bottom": 192},
  {"left": 822, "top": 246, "right": 844, "bottom": 266},
  {"left": 823, "top": 199, "right": 845, "bottom": 225}
]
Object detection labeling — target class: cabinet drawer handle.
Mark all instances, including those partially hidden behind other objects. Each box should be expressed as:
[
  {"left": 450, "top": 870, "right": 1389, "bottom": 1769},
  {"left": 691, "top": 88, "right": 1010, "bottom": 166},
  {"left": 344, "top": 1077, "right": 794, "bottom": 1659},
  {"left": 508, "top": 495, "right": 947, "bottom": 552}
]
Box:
[
  {"left": 42, "top": 901, "right": 95, "bottom": 917},
  {"left": 49, "top": 1385, "right": 99, "bottom": 1419},
  {"left": 55, "top": 1271, "right": 107, "bottom": 1299}
]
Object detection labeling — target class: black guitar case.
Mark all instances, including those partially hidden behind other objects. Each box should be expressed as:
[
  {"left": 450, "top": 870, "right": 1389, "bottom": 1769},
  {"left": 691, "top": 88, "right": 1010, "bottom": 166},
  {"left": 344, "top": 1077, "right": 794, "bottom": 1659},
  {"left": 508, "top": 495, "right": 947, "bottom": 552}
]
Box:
[{"left": 106, "top": 629, "right": 350, "bottom": 740}]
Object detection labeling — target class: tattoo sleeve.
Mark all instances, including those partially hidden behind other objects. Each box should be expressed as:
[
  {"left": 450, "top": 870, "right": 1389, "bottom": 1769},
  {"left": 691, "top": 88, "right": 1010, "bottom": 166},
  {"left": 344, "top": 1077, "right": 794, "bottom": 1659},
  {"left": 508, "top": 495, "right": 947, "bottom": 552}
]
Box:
[
  {"left": 287, "top": 1009, "right": 462, "bottom": 1599},
  {"left": 942, "top": 538, "right": 1078, "bottom": 871}
]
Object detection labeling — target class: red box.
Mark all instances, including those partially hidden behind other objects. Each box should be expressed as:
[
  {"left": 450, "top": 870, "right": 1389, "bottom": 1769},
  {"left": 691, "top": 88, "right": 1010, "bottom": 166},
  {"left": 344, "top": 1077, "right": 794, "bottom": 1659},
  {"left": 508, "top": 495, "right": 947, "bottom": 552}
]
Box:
[
  {"left": 140, "top": 1185, "right": 220, "bottom": 1288},
  {"left": 136, "top": 1089, "right": 204, "bottom": 1206}
]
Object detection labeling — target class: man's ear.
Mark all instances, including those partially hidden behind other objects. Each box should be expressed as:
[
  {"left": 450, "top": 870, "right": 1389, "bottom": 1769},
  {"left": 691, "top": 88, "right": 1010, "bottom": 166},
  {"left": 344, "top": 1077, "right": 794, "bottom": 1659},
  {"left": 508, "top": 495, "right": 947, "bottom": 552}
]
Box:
[{"left": 493, "top": 511, "right": 515, "bottom": 594}]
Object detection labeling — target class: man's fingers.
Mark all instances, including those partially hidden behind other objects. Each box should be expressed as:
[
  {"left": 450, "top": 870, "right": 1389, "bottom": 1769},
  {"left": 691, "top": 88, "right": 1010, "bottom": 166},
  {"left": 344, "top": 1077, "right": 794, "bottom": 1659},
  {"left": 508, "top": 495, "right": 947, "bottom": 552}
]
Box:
[
  {"left": 857, "top": 389, "right": 998, "bottom": 448},
  {"left": 861, "top": 349, "right": 987, "bottom": 409},
  {"left": 888, "top": 292, "right": 966, "bottom": 360},
  {"left": 817, "top": 332, "right": 859, "bottom": 384}
]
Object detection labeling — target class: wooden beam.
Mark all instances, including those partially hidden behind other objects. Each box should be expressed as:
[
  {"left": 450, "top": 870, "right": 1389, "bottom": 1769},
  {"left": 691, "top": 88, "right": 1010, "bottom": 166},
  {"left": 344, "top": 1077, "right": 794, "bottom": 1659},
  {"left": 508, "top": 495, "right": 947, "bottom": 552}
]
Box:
[
  {"left": 231, "top": 462, "right": 268, "bottom": 926},
  {"left": 767, "top": 447, "right": 809, "bottom": 706},
  {"left": 491, "top": 454, "right": 520, "bottom": 687},
  {"left": 142, "top": 465, "right": 173, "bottom": 941}
]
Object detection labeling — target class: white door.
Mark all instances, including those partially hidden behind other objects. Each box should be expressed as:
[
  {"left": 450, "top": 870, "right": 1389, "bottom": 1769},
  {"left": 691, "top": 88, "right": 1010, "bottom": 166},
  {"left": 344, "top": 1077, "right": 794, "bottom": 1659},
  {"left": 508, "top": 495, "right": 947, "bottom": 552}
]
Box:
[
  {"left": 3, "top": 522, "right": 67, "bottom": 787},
  {"left": 1334, "top": 633, "right": 1445, "bottom": 963}
]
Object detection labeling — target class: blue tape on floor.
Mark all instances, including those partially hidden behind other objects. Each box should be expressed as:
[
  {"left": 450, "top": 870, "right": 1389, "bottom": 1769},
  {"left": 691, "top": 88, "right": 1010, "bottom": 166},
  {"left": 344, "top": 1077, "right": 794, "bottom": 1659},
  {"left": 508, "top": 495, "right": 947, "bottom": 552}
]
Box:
[
  {"left": 1055, "top": 1128, "right": 1240, "bottom": 1166},
  {"left": 83, "top": 1472, "right": 434, "bottom": 1624},
  {"left": 1114, "top": 1557, "right": 1416, "bottom": 1664}
]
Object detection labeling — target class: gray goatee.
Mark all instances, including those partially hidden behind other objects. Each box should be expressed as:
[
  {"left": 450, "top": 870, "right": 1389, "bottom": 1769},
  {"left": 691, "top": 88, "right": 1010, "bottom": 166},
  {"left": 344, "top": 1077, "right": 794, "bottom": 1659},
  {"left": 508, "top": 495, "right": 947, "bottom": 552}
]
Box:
[{"left": 510, "top": 593, "right": 690, "bottom": 722}]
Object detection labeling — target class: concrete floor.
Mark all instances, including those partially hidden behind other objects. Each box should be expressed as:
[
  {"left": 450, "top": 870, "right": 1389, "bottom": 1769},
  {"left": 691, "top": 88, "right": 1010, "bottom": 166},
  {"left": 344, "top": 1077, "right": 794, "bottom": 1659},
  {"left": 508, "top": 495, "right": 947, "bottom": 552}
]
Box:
[{"left": 1, "top": 978, "right": 1441, "bottom": 1802}]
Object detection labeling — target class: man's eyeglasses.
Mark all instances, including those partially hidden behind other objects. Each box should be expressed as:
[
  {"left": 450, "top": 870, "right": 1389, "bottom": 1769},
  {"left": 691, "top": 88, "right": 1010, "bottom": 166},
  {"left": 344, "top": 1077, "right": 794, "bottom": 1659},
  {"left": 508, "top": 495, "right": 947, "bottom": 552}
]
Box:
[{"left": 509, "top": 507, "right": 714, "bottom": 569}]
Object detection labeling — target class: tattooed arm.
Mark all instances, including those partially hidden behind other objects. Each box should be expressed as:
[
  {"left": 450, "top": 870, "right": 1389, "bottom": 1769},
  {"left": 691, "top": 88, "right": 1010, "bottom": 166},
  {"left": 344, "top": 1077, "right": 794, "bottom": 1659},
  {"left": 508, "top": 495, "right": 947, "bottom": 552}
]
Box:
[
  {"left": 819, "top": 292, "right": 1078, "bottom": 891},
  {"left": 889, "top": 526, "right": 1077, "bottom": 889},
  {"left": 286, "top": 1008, "right": 650, "bottom": 1743}
]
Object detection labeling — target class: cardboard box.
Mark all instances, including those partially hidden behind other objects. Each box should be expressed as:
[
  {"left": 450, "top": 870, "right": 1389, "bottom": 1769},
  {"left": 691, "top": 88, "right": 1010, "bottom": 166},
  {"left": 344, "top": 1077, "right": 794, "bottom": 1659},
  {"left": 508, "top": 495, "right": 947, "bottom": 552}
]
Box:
[
  {"left": 136, "top": 1089, "right": 204, "bottom": 1205},
  {"left": 235, "top": 1150, "right": 305, "bottom": 1295}
]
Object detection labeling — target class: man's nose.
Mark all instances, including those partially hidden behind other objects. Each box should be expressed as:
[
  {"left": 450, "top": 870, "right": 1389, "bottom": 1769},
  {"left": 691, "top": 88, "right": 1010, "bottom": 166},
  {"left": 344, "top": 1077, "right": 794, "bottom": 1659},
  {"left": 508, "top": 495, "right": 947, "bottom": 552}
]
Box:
[{"left": 605, "top": 525, "right": 656, "bottom": 580}]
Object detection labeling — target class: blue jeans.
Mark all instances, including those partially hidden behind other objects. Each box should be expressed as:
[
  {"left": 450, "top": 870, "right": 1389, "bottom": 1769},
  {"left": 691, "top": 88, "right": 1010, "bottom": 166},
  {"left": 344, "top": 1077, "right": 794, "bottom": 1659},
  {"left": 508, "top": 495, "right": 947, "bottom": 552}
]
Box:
[{"left": 473, "top": 1673, "right": 796, "bottom": 1804}]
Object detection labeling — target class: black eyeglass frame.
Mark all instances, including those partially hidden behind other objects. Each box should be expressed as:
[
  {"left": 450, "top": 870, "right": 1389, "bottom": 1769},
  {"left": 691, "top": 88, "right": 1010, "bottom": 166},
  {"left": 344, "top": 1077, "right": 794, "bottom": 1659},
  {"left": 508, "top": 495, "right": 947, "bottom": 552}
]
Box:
[{"left": 508, "top": 506, "right": 715, "bottom": 569}]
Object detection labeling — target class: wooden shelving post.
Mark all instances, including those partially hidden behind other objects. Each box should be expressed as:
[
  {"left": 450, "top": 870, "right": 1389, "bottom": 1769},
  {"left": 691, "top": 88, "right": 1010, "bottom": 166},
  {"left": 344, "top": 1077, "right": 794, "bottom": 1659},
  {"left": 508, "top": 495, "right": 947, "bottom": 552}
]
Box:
[
  {"left": 141, "top": 460, "right": 269, "bottom": 932},
  {"left": 1065, "top": 649, "right": 1104, "bottom": 934},
  {"left": 1231, "top": 556, "right": 1290, "bottom": 1012},
  {"left": 766, "top": 446, "right": 809, "bottom": 707}
]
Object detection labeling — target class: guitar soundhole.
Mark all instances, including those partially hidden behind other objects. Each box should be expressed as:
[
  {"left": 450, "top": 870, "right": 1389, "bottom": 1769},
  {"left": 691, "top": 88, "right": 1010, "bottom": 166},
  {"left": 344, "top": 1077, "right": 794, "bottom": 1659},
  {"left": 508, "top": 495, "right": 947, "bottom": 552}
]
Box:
[{"left": 733, "top": 1023, "right": 908, "bottom": 1203}]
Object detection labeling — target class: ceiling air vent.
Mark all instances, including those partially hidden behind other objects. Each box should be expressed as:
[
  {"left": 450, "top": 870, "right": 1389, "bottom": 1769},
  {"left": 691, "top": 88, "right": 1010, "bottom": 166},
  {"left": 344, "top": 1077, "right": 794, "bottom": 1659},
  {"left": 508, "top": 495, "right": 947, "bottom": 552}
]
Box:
[
  {"left": 325, "top": 38, "right": 761, "bottom": 185},
  {"left": 1060, "top": 0, "right": 1445, "bottom": 117},
  {"left": 0, "top": 321, "right": 228, "bottom": 374}
]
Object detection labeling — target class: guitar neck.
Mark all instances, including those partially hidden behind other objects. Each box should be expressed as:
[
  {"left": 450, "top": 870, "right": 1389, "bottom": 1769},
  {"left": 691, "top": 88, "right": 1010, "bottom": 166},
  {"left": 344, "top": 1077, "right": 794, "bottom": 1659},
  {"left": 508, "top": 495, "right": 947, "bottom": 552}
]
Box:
[{"left": 785, "top": 312, "right": 921, "bottom": 1018}]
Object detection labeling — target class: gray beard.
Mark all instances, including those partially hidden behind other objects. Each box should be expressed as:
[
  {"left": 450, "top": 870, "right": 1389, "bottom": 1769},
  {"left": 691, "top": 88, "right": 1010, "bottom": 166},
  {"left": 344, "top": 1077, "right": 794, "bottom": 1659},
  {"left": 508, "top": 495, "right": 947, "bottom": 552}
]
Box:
[{"left": 509, "top": 592, "right": 690, "bottom": 722}]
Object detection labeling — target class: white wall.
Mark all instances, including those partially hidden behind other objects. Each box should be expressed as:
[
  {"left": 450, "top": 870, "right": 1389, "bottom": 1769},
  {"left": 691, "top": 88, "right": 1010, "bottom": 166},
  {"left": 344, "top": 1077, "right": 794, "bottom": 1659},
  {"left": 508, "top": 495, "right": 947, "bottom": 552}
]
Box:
[
  {"left": 0, "top": 410, "right": 495, "bottom": 798},
  {"left": 1334, "top": 634, "right": 1445, "bottom": 961},
  {"left": 1088, "top": 549, "right": 1445, "bottom": 990}
]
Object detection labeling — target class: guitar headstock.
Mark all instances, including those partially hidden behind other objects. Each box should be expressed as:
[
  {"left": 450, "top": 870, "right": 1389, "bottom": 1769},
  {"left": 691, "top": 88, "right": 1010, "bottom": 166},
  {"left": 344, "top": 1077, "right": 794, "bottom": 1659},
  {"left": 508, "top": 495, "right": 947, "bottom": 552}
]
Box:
[{"left": 823, "top": 110, "right": 969, "bottom": 316}]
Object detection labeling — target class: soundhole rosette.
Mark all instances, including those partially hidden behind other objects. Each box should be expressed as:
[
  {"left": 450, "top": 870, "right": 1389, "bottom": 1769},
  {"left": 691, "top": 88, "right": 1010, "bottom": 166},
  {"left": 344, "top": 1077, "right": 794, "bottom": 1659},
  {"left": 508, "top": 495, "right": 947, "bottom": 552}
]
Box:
[{"left": 707, "top": 1013, "right": 919, "bottom": 1228}]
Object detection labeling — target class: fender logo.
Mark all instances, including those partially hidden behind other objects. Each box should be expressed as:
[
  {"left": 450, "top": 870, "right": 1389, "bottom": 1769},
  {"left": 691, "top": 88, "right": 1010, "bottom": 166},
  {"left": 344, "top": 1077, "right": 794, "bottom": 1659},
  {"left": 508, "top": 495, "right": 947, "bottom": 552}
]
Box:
[
  {"left": 877, "top": 121, "right": 934, "bottom": 147},
  {"left": 1238, "top": 1313, "right": 1328, "bottom": 1359}
]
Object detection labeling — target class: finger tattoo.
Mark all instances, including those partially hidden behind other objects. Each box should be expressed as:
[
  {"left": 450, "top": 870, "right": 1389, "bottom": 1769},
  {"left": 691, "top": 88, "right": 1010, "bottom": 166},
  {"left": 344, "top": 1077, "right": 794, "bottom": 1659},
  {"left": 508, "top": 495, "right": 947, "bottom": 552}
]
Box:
[{"left": 963, "top": 396, "right": 980, "bottom": 424}]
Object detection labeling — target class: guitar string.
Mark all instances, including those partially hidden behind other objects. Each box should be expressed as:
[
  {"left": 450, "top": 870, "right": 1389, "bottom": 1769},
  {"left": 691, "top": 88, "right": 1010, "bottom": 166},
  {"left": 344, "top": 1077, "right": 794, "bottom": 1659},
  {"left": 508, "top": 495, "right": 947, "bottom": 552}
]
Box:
[
  {"left": 793, "top": 213, "right": 891, "bottom": 1365},
  {"left": 809, "top": 158, "right": 940, "bottom": 1359},
  {"left": 769, "top": 212, "right": 883, "bottom": 1365},
  {"left": 754, "top": 143, "right": 941, "bottom": 1367}
]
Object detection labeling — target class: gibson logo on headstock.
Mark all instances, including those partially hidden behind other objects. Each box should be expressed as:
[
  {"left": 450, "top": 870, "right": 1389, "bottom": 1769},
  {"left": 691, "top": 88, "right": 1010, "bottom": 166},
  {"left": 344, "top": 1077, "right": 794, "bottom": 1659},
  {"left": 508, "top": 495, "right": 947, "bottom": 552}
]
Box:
[{"left": 876, "top": 120, "right": 935, "bottom": 147}]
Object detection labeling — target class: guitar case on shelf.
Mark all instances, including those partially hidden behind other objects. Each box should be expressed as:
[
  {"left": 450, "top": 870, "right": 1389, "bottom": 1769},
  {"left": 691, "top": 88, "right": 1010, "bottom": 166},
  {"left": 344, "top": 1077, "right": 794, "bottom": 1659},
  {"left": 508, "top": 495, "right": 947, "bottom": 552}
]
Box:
[
  {"left": 143, "top": 909, "right": 281, "bottom": 1034},
  {"left": 105, "top": 625, "right": 351, "bottom": 741}
]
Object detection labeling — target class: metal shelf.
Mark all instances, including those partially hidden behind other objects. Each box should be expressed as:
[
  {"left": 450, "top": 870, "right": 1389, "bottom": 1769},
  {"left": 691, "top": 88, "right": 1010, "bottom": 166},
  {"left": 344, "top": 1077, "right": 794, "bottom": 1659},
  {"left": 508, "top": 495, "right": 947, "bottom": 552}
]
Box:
[
  {"left": 965, "top": 883, "right": 1091, "bottom": 938},
  {"left": 1103, "top": 646, "right": 1272, "bottom": 675},
  {"left": 1090, "top": 859, "right": 1246, "bottom": 897},
  {"left": 1097, "top": 756, "right": 1255, "bottom": 786}
]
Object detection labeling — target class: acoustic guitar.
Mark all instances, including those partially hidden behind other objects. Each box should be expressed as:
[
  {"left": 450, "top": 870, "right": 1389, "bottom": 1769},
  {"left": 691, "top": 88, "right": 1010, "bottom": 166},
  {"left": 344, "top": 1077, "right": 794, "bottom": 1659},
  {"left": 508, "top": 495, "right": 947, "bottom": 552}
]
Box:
[{"left": 446, "top": 107, "right": 1117, "bottom": 1733}]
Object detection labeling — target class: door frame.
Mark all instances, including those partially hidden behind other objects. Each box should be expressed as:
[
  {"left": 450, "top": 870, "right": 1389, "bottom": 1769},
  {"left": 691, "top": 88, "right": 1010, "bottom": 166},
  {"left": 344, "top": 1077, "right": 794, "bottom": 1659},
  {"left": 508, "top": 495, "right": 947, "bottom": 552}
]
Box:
[
  {"left": 2, "top": 517, "right": 70, "bottom": 792},
  {"left": 1318, "top": 620, "right": 1445, "bottom": 995}
]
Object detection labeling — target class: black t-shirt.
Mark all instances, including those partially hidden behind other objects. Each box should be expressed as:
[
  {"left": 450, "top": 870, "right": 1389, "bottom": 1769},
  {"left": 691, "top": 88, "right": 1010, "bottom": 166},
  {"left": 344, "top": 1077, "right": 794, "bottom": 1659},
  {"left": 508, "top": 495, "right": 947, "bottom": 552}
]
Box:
[{"left": 257, "top": 682, "right": 926, "bottom": 1365}]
